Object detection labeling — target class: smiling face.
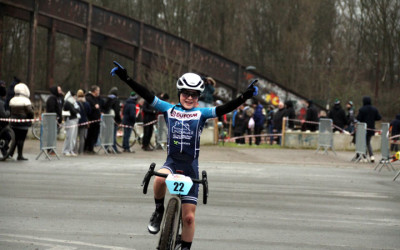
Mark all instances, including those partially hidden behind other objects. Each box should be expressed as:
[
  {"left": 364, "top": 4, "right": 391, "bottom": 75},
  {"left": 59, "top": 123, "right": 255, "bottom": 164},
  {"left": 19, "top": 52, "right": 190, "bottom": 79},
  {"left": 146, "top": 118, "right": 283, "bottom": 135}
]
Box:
[{"left": 179, "top": 89, "right": 200, "bottom": 109}]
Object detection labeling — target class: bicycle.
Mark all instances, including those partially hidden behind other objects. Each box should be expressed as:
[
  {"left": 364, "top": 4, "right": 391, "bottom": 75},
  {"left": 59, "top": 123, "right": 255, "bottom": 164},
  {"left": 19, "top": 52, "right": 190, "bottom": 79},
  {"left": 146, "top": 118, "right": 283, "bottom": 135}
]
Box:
[
  {"left": 31, "top": 119, "right": 41, "bottom": 140},
  {"left": 142, "top": 163, "right": 209, "bottom": 250},
  {"left": 116, "top": 122, "right": 142, "bottom": 150},
  {"left": 0, "top": 122, "right": 16, "bottom": 161}
]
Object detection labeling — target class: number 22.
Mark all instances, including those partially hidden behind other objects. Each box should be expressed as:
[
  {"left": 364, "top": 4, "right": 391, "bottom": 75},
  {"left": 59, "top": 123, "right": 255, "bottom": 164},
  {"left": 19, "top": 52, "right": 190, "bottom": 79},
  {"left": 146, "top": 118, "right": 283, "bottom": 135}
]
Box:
[{"left": 173, "top": 182, "right": 184, "bottom": 192}]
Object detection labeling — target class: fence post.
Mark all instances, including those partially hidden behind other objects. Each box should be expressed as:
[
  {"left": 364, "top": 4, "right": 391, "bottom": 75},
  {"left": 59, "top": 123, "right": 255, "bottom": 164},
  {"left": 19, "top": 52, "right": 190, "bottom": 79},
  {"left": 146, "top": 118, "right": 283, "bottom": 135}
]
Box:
[
  {"left": 36, "top": 113, "right": 60, "bottom": 160},
  {"left": 374, "top": 123, "right": 395, "bottom": 171}
]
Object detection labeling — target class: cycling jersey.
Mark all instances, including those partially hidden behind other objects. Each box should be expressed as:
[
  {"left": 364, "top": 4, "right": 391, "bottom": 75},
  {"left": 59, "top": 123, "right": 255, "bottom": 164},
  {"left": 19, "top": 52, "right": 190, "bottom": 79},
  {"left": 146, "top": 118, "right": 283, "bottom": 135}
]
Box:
[{"left": 151, "top": 96, "right": 216, "bottom": 160}]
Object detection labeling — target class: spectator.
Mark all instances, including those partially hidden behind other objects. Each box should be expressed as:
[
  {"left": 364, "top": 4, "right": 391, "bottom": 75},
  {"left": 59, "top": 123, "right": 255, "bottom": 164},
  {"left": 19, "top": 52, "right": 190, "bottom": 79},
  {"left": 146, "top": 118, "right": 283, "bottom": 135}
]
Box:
[
  {"left": 244, "top": 103, "right": 254, "bottom": 145},
  {"left": 104, "top": 87, "right": 122, "bottom": 153},
  {"left": 74, "top": 89, "right": 90, "bottom": 155},
  {"left": 0, "top": 81, "right": 9, "bottom": 126},
  {"left": 122, "top": 91, "right": 138, "bottom": 153},
  {"left": 141, "top": 94, "right": 158, "bottom": 151},
  {"left": 46, "top": 85, "right": 64, "bottom": 125},
  {"left": 252, "top": 99, "right": 265, "bottom": 145},
  {"left": 345, "top": 101, "right": 355, "bottom": 133},
  {"left": 390, "top": 114, "right": 400, "bottom": 152},
  {"left": 284, "top": 100, "right": 296, "bottom": 130},
  {"left": 328, "top": 99, "right": 348, "bottom": 132},
  {"left": 232, "top": 104, "right": 246, "bottom": 144},
  {"left": 84, "top": 85, "right": 101, "bottom": 154},
  {"left": 303, "top": 99, "right": 319, "bottom": 132},
  {"left": 9, "top": 83, "right": 34, "bottom": 160},
  {"left": 62, "top": 91, "right": 79, "bottom": 156},
  {"left": 266, "top": 105, "right": 274, "bottom": 145},
  {"left": 273, "top": 101, "right": 286, "bottom": 145},
  {"left": 198, "top": 77, "right": 216, "bottom": 108},
  {"left": 356, "top": 96, "right": 381, "bottom": 163},
  {"left": 5, "top": 76, "right": 21, "bottom": 111}
]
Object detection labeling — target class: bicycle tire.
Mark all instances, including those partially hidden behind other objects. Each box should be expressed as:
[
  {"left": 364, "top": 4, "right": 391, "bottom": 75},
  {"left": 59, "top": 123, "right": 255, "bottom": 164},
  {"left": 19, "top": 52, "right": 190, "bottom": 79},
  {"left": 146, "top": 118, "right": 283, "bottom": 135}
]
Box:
[
  {"left": 31, "top": 121, "right": 41, "bottom": 140},
  {"left": 116, "top": 127, "right": 138, "bottom": 149},
  {"left": 158, "top": 198, "right": 180, "bottom": 250},
  {"left": 0, "top": 126, "right": 16, "bottom": 161}
]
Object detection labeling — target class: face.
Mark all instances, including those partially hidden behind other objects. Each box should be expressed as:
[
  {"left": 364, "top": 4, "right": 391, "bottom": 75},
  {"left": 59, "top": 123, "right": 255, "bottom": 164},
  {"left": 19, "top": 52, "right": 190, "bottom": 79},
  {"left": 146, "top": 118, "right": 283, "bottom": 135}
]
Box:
[
  {"left": 179, "top": 89, "right": 200, "bottom": 109},
  {"left": 93, "top": 87, "right": 100, "bottom": 97}
]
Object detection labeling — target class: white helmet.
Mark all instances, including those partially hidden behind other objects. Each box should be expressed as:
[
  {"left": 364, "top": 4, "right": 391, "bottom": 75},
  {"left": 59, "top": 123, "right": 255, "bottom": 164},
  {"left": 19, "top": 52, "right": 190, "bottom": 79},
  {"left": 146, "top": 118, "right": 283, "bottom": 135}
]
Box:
[{"left": 176, "top": 73, "right": 205, "bottom": 93}]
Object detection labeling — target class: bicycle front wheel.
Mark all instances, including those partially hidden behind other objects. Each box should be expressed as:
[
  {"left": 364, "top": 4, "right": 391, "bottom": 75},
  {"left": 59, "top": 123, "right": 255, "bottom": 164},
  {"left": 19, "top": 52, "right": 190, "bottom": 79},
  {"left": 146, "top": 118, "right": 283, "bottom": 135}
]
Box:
[
  {"left": 116, "top": 127, "right": 138, "bottom": 149},
  {"left": 158, "top": 198, "right": 180, "bottom": 250},
  {"left": 31, "top": 121, "right": 41, "bottom": 140},
  {"left": 0, "top": 126, "right": 16, "bottom": 161}
]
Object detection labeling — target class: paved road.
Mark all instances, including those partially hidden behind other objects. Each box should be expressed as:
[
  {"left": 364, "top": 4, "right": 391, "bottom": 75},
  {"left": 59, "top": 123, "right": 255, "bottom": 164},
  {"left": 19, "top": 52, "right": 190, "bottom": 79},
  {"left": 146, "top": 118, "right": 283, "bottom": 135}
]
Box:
[{"left": 0, "top": 140, "right": 399, "bottom": 249}]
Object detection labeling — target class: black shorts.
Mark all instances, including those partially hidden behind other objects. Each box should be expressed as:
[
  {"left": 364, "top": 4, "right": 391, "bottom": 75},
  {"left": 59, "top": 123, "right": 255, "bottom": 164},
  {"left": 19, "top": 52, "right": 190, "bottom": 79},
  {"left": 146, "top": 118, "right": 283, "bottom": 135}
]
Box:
[{"left": 161, "top": 156, "right": 199, "bottom": 205}]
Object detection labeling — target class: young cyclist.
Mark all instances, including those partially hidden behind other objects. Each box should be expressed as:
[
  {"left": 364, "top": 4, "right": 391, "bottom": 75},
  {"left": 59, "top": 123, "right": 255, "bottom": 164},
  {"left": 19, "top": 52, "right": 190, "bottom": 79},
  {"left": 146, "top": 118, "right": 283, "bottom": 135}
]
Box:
[{"left": 111, "top": 61, "right": 258, "bottom": 249}]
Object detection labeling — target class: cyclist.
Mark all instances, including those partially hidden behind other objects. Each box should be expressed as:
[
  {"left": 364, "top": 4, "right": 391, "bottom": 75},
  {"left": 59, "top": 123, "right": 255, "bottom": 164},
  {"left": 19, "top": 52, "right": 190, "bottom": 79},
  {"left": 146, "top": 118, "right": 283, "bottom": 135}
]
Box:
[{"left": 111, "top": 61, "right": 258, "bottom": 249}]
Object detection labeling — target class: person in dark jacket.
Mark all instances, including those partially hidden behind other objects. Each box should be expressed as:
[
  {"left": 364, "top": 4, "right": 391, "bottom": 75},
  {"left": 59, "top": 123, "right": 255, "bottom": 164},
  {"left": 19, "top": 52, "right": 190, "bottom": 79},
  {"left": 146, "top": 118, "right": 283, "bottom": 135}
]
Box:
[
  {"left": 122, "top": 91, "right": 138, "bottom": 152},
  {"left": 232, "top": 104, "right": 246, "bottom": 144},
  {"left": 273, "top": 102, "right": 286, "bottom": 145},
  {"left": 4, "top": 76, "right": 21, "bottom": 111},
  {"left": 74, "top": 89, "right": 91, "bottom": 155},
  {"left": 284, "top": 100, "right": 296, "bottom": 130},
  {"left": 266, "top": 105, "right": 274, "bottom": 145},
  {"left": 84, "top": 85, "right": 101, "bottom": 154},
  {"left": 356, "top": 96, "right": 382, "bottom": 162},
  {"left": 345, "top": 101, "right": 355, "bottom": 133},
  {"left": 9, "top": 83, "right": 34, "bottom": 160},
  {"left": 46, "top": 85, "right": 64, "bottom": 125},
  {"left": 390, "top": 114, "right": 400, "bottom": 152},
  {"left": 141, "top": 94, "right": 158, "bottom": 151},
  {"left": 0, "top": 81, "right": 11, "bottom": 157},
  {"left": 303, "top": 99, "right": 319, "bottom": 132},
  {"left": 104, "top": 87, "right": 122, "bottom": 153},
  {"left": 328, "top": 99, "right": 348, "bottom": 132},
  {"left": 252, "top": 99, "right": 265, "bottom": 145}
]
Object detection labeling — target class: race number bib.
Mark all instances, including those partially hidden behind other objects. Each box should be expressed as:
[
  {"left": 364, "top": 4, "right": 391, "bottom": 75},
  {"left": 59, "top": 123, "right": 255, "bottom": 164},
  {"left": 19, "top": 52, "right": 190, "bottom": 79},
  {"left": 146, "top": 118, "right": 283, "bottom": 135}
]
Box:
[{"left": 165, "top": 174, "right": 193, "bottom": 195}]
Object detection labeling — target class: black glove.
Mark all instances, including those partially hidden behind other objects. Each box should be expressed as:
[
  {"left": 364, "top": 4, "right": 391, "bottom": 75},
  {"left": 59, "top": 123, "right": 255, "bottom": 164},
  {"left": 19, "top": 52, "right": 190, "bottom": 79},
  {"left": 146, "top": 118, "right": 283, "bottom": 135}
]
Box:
[
  {"left": 110, "top": 61, "right": 129, "bottom": 81},
  {"left": 242, "top": 80, "right": 259, "bottom": 100}
]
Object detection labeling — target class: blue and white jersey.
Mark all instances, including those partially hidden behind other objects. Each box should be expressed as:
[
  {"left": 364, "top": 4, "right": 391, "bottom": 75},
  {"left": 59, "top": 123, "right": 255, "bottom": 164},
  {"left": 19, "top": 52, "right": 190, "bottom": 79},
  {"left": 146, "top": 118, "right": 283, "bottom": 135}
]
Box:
[{"left": 151, "top": 96, "right": 216, "bottom": 159}]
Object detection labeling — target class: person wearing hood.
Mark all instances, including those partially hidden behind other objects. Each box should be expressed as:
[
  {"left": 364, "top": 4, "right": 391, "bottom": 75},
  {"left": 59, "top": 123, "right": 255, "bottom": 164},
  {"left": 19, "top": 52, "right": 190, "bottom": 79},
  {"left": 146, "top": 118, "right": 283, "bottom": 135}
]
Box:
[
  {"left": 356, "top": 96, "right": 381, "bottom": 162},
  {"left": 122, "top": 91, "right": 138, "bottom": 152},
  {"left": 9, "top": 83, "right": 34, "bottom": 160},
  {"left": 104, "top": 87, "right": 122, "bottom": 153},
  {"left": 46, "top": 85, "right": 64, "bottom": 125},
  {"left": 303, "top": 99, "right": 319, "bottom": 132},
  {"left": 328, "top": 99, "right": 348, "bottom": 132},
  {"left": 62, "top": 91, "right": 80, "bottom": 156},
  {"left": 390, "top": 114, "right": 400, "bottom": 152}
]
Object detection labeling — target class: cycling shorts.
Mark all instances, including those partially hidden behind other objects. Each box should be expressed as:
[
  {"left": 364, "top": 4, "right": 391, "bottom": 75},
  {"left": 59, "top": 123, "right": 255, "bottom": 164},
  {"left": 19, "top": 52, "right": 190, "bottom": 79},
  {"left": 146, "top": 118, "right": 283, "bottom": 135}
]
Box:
[{"left": 161, "top": 155, "right": 199, "bottom": 205}]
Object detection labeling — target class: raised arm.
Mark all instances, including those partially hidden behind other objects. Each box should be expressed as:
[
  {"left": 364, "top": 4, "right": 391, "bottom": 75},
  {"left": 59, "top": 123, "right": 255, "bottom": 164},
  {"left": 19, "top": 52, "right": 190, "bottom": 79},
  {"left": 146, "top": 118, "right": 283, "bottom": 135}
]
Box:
[
  {"left": 215, "top": 80, "right": 258, "bottom": 117},
  {"left": 110, "top": 61, "right": 155, "bottom": 104}
]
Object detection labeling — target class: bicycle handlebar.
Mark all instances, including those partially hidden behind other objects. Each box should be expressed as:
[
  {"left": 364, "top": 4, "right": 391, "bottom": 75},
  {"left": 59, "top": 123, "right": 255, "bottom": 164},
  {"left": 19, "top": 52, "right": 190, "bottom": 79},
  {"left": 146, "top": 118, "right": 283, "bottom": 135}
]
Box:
[{"left": 141, "top": 163, "right": 209, "bottom": 204}]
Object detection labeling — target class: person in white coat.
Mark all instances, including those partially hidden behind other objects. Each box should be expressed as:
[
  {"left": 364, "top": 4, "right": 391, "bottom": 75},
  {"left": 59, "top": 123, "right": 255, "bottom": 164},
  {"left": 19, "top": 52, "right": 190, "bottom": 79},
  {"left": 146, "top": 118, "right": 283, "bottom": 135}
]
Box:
[
  {"left": 62, "top": 91, "right": 80, "bottom": 156},
  {"left": 9, "top": 83, "right": 34, "bottom": 160}
]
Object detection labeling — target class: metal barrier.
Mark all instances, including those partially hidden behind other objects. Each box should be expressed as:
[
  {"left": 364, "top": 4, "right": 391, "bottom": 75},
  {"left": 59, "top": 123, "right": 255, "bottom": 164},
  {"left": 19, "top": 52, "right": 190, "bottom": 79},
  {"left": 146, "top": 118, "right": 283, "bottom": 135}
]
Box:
[
  {"left": 98, "top": 114, "right": 116, "bottom": 154},
  {"left": 156, "top": 114, "right": 167, "bottom": 150},
  {"left": 316, "top": 118, "right": 336, "bottom": 155},
  {"left": 351, "top": 123, "right": 368, "bottom": 162},
  {"left": 374, "top": 123, "right": 395, "bottom": 171},
  {"left": 36, "top": 113, "right": 60, "bottom": 160}
]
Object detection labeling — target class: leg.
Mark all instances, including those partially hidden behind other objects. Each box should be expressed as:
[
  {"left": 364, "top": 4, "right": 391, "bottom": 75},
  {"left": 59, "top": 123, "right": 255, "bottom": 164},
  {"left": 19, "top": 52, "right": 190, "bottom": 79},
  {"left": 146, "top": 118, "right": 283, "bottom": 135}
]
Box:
[
  {"left": 181, "top": 203, "right": 197, "bottom": 245},
  {"left": 148, "top": 168, "right": 171, "bottom": 234},
  {"left": 122, "top": 127, "right": 132, "bottom": 150}
]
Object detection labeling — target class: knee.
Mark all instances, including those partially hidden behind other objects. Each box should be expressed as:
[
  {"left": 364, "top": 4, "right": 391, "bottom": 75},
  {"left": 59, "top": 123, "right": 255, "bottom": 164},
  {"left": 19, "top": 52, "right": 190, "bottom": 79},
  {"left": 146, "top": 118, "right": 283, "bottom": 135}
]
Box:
[
  {"left": 154, "top": 176, "right": 166, "bottom": 186},
  {"left": 182, "top": 213, "right": 195, "bottom": 226}
]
